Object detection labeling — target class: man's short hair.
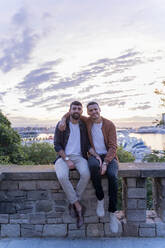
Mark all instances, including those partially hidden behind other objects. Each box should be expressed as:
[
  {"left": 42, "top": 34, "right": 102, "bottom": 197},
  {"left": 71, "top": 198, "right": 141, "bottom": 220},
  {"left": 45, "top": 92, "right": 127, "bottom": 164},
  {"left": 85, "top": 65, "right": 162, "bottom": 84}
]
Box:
[
  {"left": 70, "top": 101, "right": 82, "bottom": 109},
  {"left": 87, "top": 101, "right": 99, "bottom": 108}
]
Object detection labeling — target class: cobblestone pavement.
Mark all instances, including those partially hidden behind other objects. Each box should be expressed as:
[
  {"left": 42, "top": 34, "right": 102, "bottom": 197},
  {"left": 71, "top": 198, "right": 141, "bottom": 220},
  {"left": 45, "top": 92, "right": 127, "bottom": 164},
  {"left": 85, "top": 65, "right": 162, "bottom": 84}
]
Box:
[{"left": 0, "top": 237, "right": 165, "bottom": 248}]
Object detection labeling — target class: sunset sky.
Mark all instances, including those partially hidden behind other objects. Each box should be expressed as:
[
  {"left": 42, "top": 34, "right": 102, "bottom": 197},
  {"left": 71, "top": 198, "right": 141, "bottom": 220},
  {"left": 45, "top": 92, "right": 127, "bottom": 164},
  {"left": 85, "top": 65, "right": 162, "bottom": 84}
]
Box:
[{"left": 0, "top": 0, "right": 165, "bottom": 127}]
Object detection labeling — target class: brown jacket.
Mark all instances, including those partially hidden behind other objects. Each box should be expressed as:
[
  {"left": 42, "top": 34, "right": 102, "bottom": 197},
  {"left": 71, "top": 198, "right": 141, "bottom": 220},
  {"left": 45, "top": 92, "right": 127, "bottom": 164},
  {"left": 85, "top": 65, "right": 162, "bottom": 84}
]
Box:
[{"left": 81, "top": 116, "right": 118, "bottom": 163}]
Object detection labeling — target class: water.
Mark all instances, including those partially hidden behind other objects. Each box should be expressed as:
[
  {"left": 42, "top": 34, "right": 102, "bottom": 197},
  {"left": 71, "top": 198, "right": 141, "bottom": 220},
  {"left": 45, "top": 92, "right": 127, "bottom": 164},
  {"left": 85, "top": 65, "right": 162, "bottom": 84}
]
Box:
[{"left": 129, "top": 133, "right": 165, "bottom": 151}]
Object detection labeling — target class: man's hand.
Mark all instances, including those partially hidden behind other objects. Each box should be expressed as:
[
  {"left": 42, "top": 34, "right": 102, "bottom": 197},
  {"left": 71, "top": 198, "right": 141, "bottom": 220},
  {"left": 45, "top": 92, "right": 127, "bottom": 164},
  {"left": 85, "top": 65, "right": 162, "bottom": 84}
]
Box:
[
  {"left": 58, "top": 120, "right": 66, "bottom": 131},
  {"left": 66, "top": 160, "right": 75, "bottom": 169},
  {"left": 95, "top": 155, "right": 102, "bottom": 170},
  {"left": 101, "top": 162, "right": 107, "bottom": 175}
]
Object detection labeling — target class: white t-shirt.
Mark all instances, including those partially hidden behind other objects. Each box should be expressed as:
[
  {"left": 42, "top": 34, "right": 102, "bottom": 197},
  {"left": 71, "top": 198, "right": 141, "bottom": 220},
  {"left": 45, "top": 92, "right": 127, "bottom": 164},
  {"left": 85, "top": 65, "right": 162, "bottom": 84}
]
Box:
[
  {"left": 91, "top": 122, "right": 107, "bottom": 154},
  {"left": 65, "top": 121, "right": 81, "bottom": 155}
]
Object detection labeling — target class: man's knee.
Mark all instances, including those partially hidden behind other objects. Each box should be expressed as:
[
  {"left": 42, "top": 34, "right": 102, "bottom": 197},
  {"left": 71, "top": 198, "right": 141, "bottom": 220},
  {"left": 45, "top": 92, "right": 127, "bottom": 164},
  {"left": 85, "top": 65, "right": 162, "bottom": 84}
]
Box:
[
  {"left": 107, "top": 159, "right": 118, "bottom": 178},
  {"left": 88, "top": 156, "right": 100, "bottom": 171},
  {"left": 80, "top": 168, "right": 90, "bottom": 180}
]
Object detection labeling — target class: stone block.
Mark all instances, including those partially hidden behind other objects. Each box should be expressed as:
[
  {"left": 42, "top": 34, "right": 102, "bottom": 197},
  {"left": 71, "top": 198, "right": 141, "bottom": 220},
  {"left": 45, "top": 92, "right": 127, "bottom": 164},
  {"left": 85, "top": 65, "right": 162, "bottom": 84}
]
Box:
[
  {"left": 10, "top": 214, "right": 29, "bottom": 224},
  {"left": 160, "top": 178, "right": 165, "bottom": 186},
  {"left": 87, "top": 223, "right": 104, "bottom": 237},
  {"left": 84, "top": 215, "right": 99, "bottom": 223},
  {"left": 126, "top": 178, "right": 136, "bottom": 187},
  {"left": 104, "top": 222, "right": 122, "bottom": 237},
  {"left": 136, "top": 178, "right": 146, "bottom": 188},
  {"left": 0, "top": 203, "right": 16, "bottom": 214},
  {"left": 16, "top": 201, "right": 34, "bottom": 214},
  {"left": 127, "top": 199, "right": 137, "bottom": 209},
  {"left": 36, "top": 181, "right": 60, "bottom": 190},
  {"left": 0, "top": 214, "right": 9, "bottom": 223},
  {"left": 0, "top": 191, "right": 27, "bottom": 202},
  {"left": 156, "top": 222, "right": 165, "bottom": 237},
  {"left": 139, "top": 227, "right": 156, "bottom": 237},
  {"left": 51, "top": 192, "right": 65, "bottom": 200},
  {"left": 159, "top": 210, "right": 165, "bottom": 222},
  {"left": 21, "top": 224, "right": 43, "bottom": 237},
  {"left": 137, "top": 200, "right": 146, "bottom": 209},
  {"left": 47, "top": 218, "right": 63, "bottom": 224},
  {"left": 68, "top": 229, "right": 85, "bottom": 238},
  {"left": 19, "top": 181, "right": 36, "bottom": 190},
  {"left": 62, "top": 213, "right": 76, "bottom": 224},
  {"left": 43, "top": 224, "right": 67, "bottom": 237},
  {"left": 126, "top": 210, "right": 146, "bottom": 222},
  {"left": 46, "top": 212, "right": 63, "bottom": 218},
  {"left": 1, "top": 224, "right": 20, "bottom": 237},
  {"left": 99, "top": 212, "right": 111, "bottom": 223},
  {"left": 127, "top": 188, "right": 146, "bottom": 199},
  {"left": 140, "top": 222, "right": 155, "bottom": 228},
  {"left": 122, "top": 220, "right": 139, "bottom": 237},
  {"left": 54, "top": 200, "right": 67, "bottom": 206},
  {"left": 0, "top": 181, "right": 18, "bottom": 190},
  {"left": 27, "top": 191, "right": 49, "bottom": 200},
  {"left": 36, "top": 200, "right": 54, "bottom": 212},
  {"left": 161, "top": 186, "right": 165, "bottom": 197},
  {"left": 29, "top": 213, "right": 46, "bottom": 224},
  {"left": 69, "top": 223, "right": 85, "bottom": 230}
]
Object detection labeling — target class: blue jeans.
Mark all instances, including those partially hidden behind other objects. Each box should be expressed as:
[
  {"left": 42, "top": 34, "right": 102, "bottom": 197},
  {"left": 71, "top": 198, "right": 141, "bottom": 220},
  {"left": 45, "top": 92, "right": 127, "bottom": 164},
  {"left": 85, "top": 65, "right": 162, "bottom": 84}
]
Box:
[{"left": 88, "top": 155, "right": 118, "bottom": 213}]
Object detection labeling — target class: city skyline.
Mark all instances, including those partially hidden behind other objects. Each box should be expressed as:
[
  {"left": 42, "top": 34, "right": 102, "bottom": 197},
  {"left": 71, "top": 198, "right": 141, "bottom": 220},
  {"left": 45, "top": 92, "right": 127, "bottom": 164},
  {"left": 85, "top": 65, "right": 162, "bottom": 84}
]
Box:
[{"left": 0, "top": 0, "right": 165, "bottom": 127}]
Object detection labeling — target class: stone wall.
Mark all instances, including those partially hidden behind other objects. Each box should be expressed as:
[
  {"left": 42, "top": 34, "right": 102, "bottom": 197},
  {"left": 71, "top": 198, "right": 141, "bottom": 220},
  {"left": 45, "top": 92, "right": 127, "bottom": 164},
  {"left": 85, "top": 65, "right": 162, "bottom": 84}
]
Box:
[{"left": 0, "top": 163, "right": 165, "bottom": 238}]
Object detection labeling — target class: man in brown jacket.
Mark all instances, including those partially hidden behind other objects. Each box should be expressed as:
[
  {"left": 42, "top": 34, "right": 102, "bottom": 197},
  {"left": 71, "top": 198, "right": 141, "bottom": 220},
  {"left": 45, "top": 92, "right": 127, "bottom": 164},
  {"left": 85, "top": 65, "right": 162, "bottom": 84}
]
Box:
[{"left": 60, "top": 101, "right": 120, "bottom": 233}]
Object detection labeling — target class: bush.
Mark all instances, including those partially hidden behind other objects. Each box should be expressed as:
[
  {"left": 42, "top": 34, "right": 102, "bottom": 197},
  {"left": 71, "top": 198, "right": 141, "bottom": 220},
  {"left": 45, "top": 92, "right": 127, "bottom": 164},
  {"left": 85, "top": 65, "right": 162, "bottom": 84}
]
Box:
[
  {"left": 117, "top": 146, "right": 135, "bottom": 162},
  {"left": 22, "top": 143, "right": 56, "bottom": 165},
  {"left": 143, "top": 150, "right": 165, "bottom": 162}
]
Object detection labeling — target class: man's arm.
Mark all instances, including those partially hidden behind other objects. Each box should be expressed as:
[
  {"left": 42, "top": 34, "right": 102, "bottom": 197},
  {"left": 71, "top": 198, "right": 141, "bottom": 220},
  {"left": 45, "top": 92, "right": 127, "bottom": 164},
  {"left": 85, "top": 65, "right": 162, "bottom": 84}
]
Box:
[
  {"left": 103, "top": 121, "right": 117, "bottom": 164},
  {"left": 54, "top": 124, "right": 75, "bottom": 169},
  {"left": 58, "top": 113, "right": 88, "bottom": 131}
]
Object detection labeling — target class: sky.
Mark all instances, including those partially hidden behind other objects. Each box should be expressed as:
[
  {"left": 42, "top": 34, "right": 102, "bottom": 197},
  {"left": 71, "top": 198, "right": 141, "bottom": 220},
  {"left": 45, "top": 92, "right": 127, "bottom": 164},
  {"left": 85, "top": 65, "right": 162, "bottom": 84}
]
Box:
[{"left": 0, "top": 0, "right": 165, "bottom": 128}]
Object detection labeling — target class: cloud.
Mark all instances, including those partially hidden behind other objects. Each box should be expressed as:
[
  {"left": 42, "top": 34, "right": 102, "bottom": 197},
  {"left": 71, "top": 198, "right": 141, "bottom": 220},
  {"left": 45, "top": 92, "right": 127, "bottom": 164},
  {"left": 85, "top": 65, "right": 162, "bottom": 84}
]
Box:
[
  {"left": 17, "top": 66, "right": 60, "bottom": 102},
  {"left": 0, "top": 7, "right": 40, "bottom": 72},
  {"left": 0, "top": 91, "right": 7, "bottom": 101},
  {"left": 129, "top": 104, "right": 151, "bottom": 110},
  {"left": 0, "top": 7, "right": 55, "bottom": 73},
  {"left": 41, "top": 59, "right": 63, "bottom": 67},
  {"left": 12, "top": 7, "right": 28, "bottom": 26}
]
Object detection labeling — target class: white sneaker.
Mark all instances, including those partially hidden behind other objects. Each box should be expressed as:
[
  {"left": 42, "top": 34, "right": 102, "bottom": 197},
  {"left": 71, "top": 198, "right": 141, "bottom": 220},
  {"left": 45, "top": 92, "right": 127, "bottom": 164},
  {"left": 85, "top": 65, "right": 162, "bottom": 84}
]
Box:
[
  {"left": 96, "top": 199, "right": 105, "bottom": 217},
  {"left": 109, "top": 212, "right": 119, "bottom": 233}
]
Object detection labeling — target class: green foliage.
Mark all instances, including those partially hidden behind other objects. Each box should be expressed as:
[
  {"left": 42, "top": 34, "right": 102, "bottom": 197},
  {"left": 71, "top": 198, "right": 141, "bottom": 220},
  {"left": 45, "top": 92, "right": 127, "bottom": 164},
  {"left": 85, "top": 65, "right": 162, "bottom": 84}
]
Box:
[
  {"left": 143, "top": 150, "right": 165, "bottom": 162},
  {"left": 0, "top": 111, "right": 11, "bottom": 127},
  {"left": 0, "top": 113, "right": 25, "bottom": 164},
  {"left": 22, "top": 143, "right": 56, "bottom": 165},
  {"left": 0, "top": 155, "right": 10, "bottom": 165},
  {"left": 117, "top": 146, "right": 135, "bottom": 162},
  {"left": 147, "top": 178, "right": 153, "bottom": 210}
]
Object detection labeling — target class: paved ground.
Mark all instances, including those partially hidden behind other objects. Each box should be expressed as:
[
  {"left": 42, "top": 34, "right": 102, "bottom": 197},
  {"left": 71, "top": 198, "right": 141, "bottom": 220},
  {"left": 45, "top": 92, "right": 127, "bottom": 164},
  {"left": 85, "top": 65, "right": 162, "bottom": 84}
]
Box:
[{"left": 0, "top": 237, "right": 165, "bottom": 248}]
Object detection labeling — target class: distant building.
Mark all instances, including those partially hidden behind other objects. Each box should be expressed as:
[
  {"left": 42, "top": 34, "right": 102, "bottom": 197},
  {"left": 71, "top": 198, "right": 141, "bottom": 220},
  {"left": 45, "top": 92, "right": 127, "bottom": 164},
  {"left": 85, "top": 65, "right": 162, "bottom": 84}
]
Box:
[{"left": 162, "top": 113, "right": 165, "bottom": 125}]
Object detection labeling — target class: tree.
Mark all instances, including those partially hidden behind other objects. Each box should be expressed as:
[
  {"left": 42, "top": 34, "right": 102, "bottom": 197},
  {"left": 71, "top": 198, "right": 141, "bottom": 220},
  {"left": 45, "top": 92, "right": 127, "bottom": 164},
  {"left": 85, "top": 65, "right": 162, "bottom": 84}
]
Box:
[
  {"left": 0, "top": 111, "right": 25, "bottom": 164},
  {"left": 0, "top": 110, "right": 11, "bottom": 127}
]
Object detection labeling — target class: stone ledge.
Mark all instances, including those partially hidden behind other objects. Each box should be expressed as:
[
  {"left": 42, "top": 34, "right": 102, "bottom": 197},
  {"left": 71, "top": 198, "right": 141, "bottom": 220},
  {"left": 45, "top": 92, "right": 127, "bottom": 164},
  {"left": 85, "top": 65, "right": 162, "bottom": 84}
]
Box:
[{"left": 1, "top": 163, "right": 165, "bottom": 180}]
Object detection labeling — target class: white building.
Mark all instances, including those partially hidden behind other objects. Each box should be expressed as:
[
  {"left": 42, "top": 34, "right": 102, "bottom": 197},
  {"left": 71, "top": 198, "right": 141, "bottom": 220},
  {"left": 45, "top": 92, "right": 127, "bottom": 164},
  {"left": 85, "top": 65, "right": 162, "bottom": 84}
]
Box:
[{"left": 162, "top": 113, "right": 165, "bottom": 125}]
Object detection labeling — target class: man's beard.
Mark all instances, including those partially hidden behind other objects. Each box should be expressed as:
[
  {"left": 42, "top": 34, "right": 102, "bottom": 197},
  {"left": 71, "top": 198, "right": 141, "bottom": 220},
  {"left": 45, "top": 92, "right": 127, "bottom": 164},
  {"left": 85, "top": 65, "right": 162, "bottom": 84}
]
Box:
[{"left": 71, "top": 113, "right": 80, "bottom": 120}]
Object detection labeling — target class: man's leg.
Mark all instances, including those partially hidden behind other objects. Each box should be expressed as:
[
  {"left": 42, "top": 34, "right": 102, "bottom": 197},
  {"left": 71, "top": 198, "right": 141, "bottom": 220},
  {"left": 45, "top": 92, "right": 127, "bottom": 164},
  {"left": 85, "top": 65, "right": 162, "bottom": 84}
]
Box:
[
  {"left": 88, "top": 155, "right": 104, "bottom": 200},
  {"left": 106, "top": 158, "right": 120, "bottom": 233},
  {"left": 70, "top": 155, "right": 90, "bottom": 201},
  {"left": 54, "top": 158, "right": 78, "bottom": 204},
  {"left": 88, "top": 155, "right": 105, "bottom": 217},
  {"left": 106, "top": 158, "right": 118, "bottom": 213}
]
